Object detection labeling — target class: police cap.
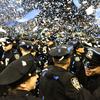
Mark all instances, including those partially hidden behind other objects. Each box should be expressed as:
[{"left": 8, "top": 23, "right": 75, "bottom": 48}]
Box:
[
  {"left": 19, "top": 40, "right": 33, "bottom": 50},
  {"left": 2, "top": 37, "right": 13, "bottom": 46},
  {"left": 49, "top": 45, "right": 71, "bottom": 59},
  {"left": 0, "top": 54, "right": 36, "bottom": 85}
]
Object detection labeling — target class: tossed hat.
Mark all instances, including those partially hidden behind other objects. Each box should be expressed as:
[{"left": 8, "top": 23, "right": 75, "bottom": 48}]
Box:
[
  {"left": 49, "top": 45, "right": 71, "bottom": 60},
  {"left": 0, "top": 53, "right": 36, "bottom": 85}
]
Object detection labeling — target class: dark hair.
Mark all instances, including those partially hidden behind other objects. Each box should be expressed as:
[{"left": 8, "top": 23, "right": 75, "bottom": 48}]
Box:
[{"left": 53, "top": 54, "right": 71, "bottom": 65}]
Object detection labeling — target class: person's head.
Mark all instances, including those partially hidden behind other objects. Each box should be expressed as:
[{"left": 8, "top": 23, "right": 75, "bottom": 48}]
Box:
[
  {"left": 17, "top": 74, "right": 39, "bottom": 91},
  {"left": 85, "top": 47, "right": 100, "bottom": 76},
  {"left": 49, "top": 45, "right": 72, "bottom": 70},
  {"left": 86, "top": 47, "right": 100, "bottom": 67},
  {"left": 75, "top": 43, "right": 85, "bottom": 54},
  {"left": 2, "top": 38, "right": 13, "bottom": 52},
  {"left": 76, "top": 47, "right": 85, "bottom": 54},
  {"left": 0, "top": 54, "right": 38, "bottom": 91},
  {"left": 19, "top": 41, "right": 33, "bottom": 56}
]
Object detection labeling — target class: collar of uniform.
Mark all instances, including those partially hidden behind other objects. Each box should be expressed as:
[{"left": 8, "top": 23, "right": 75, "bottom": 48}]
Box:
[
  {"left": 4, "top": 49, "right": 13, "bottom": 53},
  {"left": 54, "top": 66, "right": 67, "bottom": 72},
  {"left": 46, "top": 66, "right": 67, "bottom": 77},
  {"left": 9, "top": 90, "right": 32, "bottom": 97}
]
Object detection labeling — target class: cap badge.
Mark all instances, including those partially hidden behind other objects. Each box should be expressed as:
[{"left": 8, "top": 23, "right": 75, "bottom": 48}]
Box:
[
  {"left": 22, "top": 60, "right": 27, "bottom": 67},
  {"left": 71, "top": 77, "right": 82, "bottom": 90},
  {"left": 75, "top": 57, "right": 80, "bottom": 62}
]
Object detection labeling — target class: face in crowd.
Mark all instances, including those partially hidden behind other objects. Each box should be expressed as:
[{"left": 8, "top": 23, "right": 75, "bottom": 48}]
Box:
[{"left": 2, "top": 43, "right": 13, "bottom": 52}]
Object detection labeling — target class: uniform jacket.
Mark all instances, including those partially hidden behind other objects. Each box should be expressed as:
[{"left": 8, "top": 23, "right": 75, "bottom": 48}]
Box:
[
  {"left": 39, "top": 66, "right": 95, "bottom": 100},
  {"left": 0, "top": 90, "right": 40, "bottom": 100},
  {"left": 1, "top": 50, "right": 16, "bottom": 66},
  {"left": 93, "top": 86, "right": 100, "bottom": 100}
]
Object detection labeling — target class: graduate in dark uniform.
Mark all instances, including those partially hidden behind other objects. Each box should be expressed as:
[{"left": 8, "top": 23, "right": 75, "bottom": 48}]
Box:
[
  {"left": 0, "top": 37, "right": 19, "bottom": 71},
  {"left": 69, "top": 42, "right": 87, "bottom": 86},
  {"left": 39, "top": 45, "right": 94, "bottom": 100},
  {"left": 19, "top": 40, "right": 33, "bottom": 57},
  {"left": 70, "top": 42, "right": 85, "bottom": 73},
  {"left": 84, "top": 47, "right": 100, "bottom": 96},
  {"left": 0, "top": 44, "right": 40, "bottom": 100}
]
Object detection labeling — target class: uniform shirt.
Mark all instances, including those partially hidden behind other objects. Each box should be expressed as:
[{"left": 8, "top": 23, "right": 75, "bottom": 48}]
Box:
[
  {"left": 85, "top": 75, "right": 100, "bottom": 93},
  {"left": 93, "top": 86, "right": 100, "bottom": 100},
  {"left": 39, "top": 66, "right": 95, "bottom": 100},
  {"left": 83, "top": 53, "right": 100, "bottom": 93},
  {"left": 0, "top": 49, "right": 19, "bottom": 67},
  {"left": 0, "top": 90, "right": 40, "bottom": 100},
  {"left": 70, "top": 54, "right": 84, "bottom": 74},
  {"left": 70, "top": 54, "right": 87, "bottom": 86}
]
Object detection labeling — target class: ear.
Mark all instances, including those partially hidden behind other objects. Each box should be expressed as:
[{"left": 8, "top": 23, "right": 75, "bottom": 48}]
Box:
[
  {"left": 66, "top": 58, "right": 71, "bottom": 64},
  {"left": 19, "top": 83, "right": 27, "bottom": 88}
]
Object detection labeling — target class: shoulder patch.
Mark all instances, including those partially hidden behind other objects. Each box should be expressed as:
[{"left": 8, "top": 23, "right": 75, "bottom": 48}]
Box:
[
  {"left": 14, "top": 54, "right": 20, "bottom": 59},
  {"left": 5, "top": 58, "right": 9, "bottom": 66},
  {"left": 75, "top": 56, "right": 80, "bottom": 62},
  {"left": 71, "top": 77, "right": 82, "bottom": 90},
  {"left": 22, "top": 60, "right": 27, "bottom": 67}
]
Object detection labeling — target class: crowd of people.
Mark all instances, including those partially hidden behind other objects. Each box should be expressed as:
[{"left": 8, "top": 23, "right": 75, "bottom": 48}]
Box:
[
  {"left": 0, "top": 0, "right": 100, "bottom": 100},
  {"left": 0, "top": 34, "right": 99, "bottom": 100},
  {"left": 0, "top": 0, "right": 100, "bottom": 36}
]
